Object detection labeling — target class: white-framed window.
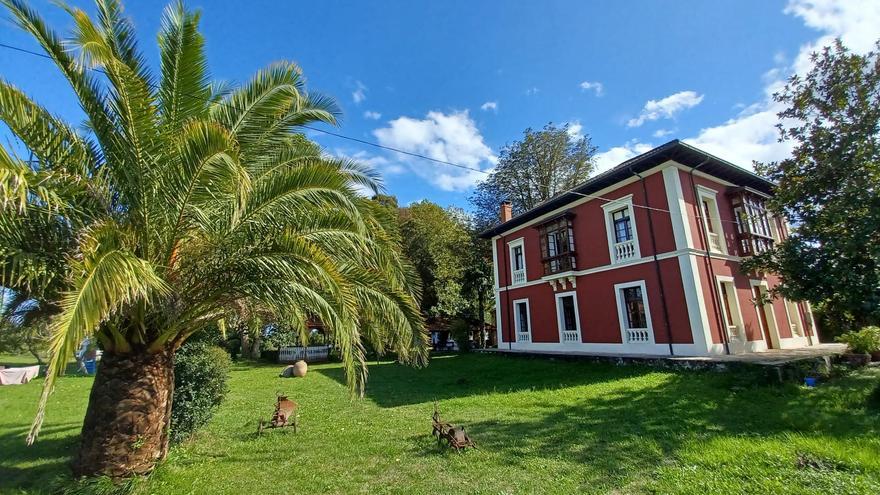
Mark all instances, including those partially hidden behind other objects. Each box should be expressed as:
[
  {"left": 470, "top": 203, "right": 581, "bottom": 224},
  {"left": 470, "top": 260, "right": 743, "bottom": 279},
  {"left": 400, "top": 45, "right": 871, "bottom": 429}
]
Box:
[
  {"left": 614, "top": 280, "right": 654, "bottom": 344},
  {"left": 696, "top": 185, "right": 726, "bottom": 254},
  {"left": 602, "top": 195, "right": 640, "bottom": 264},
  {"left": 784, "top": 298, "right": 804, "bottom": 337},
  {"left": 555, "top": 291, "right": 581, "bottom": 344},
  {"left": 508, "top": 238, "right": 526, "bottom": 286},
  {"left": 513, "top": 298, "right": 531, "bottom": 342},
  {"left": 715, "top": 276, "right": 745, "bottom": 341}
]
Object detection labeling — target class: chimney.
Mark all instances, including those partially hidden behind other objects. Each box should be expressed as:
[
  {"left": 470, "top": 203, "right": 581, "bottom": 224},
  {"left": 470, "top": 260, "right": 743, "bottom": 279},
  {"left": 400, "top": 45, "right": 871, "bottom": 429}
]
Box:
[{"left": 500, "top": 201, "right": 513, "bottom": 223}]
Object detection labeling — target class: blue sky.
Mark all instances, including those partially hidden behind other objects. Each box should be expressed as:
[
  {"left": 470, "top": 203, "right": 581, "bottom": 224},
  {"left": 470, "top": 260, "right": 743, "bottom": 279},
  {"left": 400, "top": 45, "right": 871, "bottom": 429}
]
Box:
[{"left": 2, "top": 0, "right": 878, "bottom": 208}]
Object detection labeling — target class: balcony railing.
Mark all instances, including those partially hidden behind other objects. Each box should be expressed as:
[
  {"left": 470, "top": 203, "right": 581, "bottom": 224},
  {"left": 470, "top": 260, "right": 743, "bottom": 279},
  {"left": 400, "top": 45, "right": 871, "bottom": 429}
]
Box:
[
  {"left": 727, "top": 325, "right": 742, "bottom": 341},
  {"left": 561, "top": 330, "right": 580, "bottom": 343},
  {"left": 612, "top": 239, "right": 637, "bottom": 263},
  {"left": 708, "top": 232, "right": 722, "bottom": 252},
  {"left": 511, "top": 269, "right": 526, "bottom": 285},
  {"left": 542, "top": 253, "right": 576, "bottom": 276},
  {"left": 517, "top": 332, "right": 530, "bottom": 342},
  {"left": 625, "top": 328, "right": 651, "bottom": 343}
]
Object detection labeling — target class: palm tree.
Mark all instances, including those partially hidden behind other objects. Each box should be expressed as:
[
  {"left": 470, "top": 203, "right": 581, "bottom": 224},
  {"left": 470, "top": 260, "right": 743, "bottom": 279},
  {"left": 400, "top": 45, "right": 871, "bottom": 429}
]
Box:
[{"left": 0, "top": 0, "right": 427, "bottom": 478}]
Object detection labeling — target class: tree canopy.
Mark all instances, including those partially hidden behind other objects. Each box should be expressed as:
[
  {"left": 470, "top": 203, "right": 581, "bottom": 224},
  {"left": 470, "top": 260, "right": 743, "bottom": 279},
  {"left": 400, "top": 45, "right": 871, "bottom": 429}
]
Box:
[
  {"left": 745, "top": 39, "right": 880, "bottom": 330},
  {"left": 470, "top": 123, "right": 596, "bottom": 229}
]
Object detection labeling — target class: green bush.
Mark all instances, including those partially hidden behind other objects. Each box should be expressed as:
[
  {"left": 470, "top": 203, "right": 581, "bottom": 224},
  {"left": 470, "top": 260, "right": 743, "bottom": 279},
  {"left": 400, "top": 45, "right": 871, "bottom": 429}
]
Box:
[
  {"left": 171, "top": 340, "right": 231, "bottom": 444},
  {"left": 836, "top": 326, "right": 880, "bottom": 354}
]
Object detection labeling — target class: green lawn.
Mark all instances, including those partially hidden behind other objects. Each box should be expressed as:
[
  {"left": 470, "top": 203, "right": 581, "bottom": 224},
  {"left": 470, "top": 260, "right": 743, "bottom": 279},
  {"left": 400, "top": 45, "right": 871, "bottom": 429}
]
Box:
[{"left": 1, "top": 353, "right": 879, "bottom": 494}]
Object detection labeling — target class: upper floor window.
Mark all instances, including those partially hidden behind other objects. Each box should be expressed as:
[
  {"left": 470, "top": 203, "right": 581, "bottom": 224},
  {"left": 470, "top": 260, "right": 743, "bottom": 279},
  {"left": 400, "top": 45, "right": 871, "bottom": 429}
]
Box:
[
  {"left": 508, "top": 238, "right": 526, "bottom": 285},
  {"left": 602, "top": 196, "right": 641, "bottom": 264},
  {"left": 730, "top": 189, "right": 774, "bottom": 256},
  {"left": 696, "top": 185, "right": 726, "bottom": 254},
  {"left": 537, "top": 214, "right": 576, "bottom": 275}
]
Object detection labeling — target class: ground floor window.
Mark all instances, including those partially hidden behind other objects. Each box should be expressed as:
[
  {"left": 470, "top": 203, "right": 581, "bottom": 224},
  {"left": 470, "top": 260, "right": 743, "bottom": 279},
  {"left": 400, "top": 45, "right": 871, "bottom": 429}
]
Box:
[
  {"left": 716, "top": 277, "right": 744, "bottom": 341},
  {"left": 615, "top": 281, "right": 654, "bottom": 344},
  {"left": 513, "top": 299, "right": 531, "bottom": 342},
  {"left": 555, "top": 292, "right": 581, "bottom": 343}
]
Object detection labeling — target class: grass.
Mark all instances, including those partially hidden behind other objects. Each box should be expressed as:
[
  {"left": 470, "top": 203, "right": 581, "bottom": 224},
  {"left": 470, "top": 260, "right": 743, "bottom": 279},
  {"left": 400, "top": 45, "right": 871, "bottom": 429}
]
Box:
[{"left": 1, "top": 353, "right": 879, "bottom": 494}]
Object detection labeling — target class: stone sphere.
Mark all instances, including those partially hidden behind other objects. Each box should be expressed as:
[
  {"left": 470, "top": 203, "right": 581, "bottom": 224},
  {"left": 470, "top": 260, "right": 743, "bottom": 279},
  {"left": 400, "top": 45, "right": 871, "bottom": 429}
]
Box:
[{"left": 293, "top": 360, "right": 308, "bottom": 377}]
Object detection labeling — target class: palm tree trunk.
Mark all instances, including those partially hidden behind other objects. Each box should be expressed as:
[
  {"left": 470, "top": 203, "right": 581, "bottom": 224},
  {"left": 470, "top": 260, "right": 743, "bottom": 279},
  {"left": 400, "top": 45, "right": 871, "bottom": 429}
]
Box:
[{"left": 73, "top": 347, "right": 174, "bottom": 479}]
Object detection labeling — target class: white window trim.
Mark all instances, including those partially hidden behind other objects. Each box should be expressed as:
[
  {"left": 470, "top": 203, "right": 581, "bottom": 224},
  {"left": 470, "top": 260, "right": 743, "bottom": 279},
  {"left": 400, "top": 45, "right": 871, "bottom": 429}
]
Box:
[
  {"left": 696, "top": 185, "right": 727, "bottom": 255},
  {"left": 601, "top": 194, "right": 641, "bottom": 264},
  {"left": 614, "top": 280, "right": 655, "bottom": 345},
  {"left": 715, "top": 275, "right": 745, "bottom": 342},
  {"left": 554, "top": 290, "right": 582, "bottom": 344},
  {"left": 512, "top": 298, "right": 531, "bottom": 342},
  {"left": 507, "top": 237, "right": 526, "bottom": 286},
  {"left": 783, "top": 298, "right": 804, "bottom": 337}
]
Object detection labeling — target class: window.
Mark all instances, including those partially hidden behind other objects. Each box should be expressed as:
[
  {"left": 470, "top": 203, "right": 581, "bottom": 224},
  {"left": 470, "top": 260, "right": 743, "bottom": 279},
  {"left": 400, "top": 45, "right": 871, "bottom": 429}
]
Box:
[
  {"left": 716, "top": 277, "right": 744, "bottom": 341},
  {"left": 696, "top": 186, "right": 725, "bottom": 254},
  {"left": 784, "top": 299, "right": 804, "bottom": 337},
  {"left": 537, "top": 214, "right": 576, "bottom": 275},
  {"left": 555, "top": 292, "right": 581, "bottom": 343},
  {"left": 508, "top": 238, "right": 526, "bottom": 285},
  {"left": 730, "top": 190, "right": 774, "bottom": 256},
  {"left": 513, "top": 299, "right": 531, "bottom": 342},
  {"left": 614, "top": 281, "right": 654, "bottom": 344},
  {"left": 602, "top": 196, "right": 640, "bottom": 264}
]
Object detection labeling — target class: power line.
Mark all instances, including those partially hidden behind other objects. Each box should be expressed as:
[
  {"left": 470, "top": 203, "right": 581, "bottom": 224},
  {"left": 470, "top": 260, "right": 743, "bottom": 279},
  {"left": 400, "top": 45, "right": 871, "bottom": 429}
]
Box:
[{"left": 0, "top": 41, "right": 762, "bottom": 229}]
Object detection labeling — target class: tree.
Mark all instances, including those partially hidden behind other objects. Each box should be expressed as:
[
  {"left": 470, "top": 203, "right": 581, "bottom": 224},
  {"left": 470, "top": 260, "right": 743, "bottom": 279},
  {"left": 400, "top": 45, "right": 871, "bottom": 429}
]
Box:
[
  {"left": 470, "top": 123, "right": 597, "bottom": 229},
  {"left": 399, "top": 201, "right": 471, "bottom": 318},
  {"left": 745, "top": 39, "right": 880, "bottom": 330},
  {"left": 0, "top": 0, "right": 426, "bottom": 478}
]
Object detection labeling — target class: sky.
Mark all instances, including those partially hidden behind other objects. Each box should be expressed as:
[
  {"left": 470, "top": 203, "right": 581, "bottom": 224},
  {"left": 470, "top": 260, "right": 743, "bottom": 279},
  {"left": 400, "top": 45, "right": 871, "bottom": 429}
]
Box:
[{"left": 2, "top": 0, "right": 879, "bottom": 209}]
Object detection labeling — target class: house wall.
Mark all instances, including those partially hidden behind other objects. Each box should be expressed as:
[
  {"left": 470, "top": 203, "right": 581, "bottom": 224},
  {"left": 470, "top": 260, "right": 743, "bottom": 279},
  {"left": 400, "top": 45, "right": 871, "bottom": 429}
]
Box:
[{"left": 491, "top": 162, "right": 818, "bottom": 356}]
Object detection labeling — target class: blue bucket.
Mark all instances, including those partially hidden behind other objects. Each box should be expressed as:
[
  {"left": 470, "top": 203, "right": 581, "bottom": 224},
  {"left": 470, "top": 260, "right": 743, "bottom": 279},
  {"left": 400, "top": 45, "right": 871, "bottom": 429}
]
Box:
[
  {"left": 84, "top": 360, "right": 97, "bottom": 374},
  {"left": 804, "top": 377, "right": 817, "bottom": 387}
]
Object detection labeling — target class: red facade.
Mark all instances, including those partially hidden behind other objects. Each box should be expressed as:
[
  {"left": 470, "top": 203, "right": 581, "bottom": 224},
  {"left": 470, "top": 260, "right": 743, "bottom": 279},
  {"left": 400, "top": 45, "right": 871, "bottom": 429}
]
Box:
[{"left": 486, "top": 145, "right": 818, "bottom": 356}]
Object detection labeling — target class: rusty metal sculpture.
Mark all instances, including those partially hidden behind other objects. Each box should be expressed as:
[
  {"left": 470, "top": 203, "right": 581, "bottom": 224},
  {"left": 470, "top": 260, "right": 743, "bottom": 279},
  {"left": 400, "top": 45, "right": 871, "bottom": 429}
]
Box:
[
  {"left": 258, "top": 394, "right": 298, "bottom": 434},
  {"left": 431, "top": 402, "right": 475, "bottom": 451}
]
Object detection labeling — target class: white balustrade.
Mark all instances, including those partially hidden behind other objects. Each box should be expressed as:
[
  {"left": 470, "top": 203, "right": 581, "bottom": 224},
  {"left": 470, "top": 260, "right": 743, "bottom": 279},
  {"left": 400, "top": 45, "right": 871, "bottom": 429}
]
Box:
[
  {"left": 613, "top": 239, "right": 637, "bottom": 262},
  {"left": 279, "top": 345, "right": 330, "bottom": 363},
  {"left": 511, "top": 269, "right": 526, "bottom": 285},
  {"left": 561, "top": 330, "right": 580, "bottom": 343},
  {"left": 708, "top": 232, "right": 722, "bottom": 252},
  {"left": 625, "top": 328, "right": 651, "bottom": 343},
  {"left": 517, "top": 332, "right": 531, "bottom": 342},
  {"left": 727, "top": 325, "right": 741, "bottom": 341}
]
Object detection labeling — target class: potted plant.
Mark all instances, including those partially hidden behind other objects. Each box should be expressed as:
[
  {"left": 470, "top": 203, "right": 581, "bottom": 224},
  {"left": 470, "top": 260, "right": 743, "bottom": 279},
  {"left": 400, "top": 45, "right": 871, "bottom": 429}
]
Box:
[{"left": 836, "top": 327, "right": 880, "bottom": 366}]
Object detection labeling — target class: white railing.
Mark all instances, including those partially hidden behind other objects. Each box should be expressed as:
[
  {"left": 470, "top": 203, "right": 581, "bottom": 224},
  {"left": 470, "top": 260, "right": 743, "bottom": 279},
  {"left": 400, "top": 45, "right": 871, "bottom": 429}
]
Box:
[
  {"left": 517, "top": 332, "right": 530, "bottom": 342},
  {"left": 727, "top": 325, "right": 742, "bottom": 341},
  {"left": 279, "top": 345, "right": 330, "bottom": 363},
  {"left": 625, "top": 328, "right": 651, "bottom": 343},
  {"left": 708, "top": 232, "right": 722, "bottom": 252},
  {"left": 791, "top": 323, "right": 802, "bottom": 337},
  {"left": 613, "top": 239, "right": 637, "bottom": 263},
  {"left": 561, "top": 330, "right": 580, "bottom": 343},
  {"left": 511, "top": 269, "right": 526, "bottom": 285}
]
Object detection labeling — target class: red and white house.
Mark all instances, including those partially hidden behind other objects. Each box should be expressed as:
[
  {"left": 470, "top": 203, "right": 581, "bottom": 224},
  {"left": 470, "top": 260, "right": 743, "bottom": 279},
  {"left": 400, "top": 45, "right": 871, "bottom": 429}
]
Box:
[{"left": 479, "top": 140, "right": 819, "bottom": 357}]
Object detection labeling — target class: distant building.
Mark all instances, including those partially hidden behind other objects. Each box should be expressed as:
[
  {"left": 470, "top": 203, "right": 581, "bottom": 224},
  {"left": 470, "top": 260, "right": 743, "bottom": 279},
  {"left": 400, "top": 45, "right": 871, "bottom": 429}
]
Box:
[{"left": 479, "top": 140, "right": 818, "bottom": 356}]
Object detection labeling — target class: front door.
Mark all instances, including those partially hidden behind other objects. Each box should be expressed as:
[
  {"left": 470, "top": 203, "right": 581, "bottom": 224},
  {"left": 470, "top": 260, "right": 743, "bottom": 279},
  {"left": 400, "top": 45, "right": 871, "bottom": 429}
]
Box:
[{"left": 752, "top": 285, "right": 775, "bottom": 349}]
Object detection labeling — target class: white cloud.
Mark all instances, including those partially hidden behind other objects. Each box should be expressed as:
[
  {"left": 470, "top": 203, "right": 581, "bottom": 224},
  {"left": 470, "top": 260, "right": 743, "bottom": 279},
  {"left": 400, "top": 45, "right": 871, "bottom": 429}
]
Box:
[
  {"left": 525, "top": 87, "right": 540, "bottom": 96},
  {"left": 579, "top": 80, "right": 604, "bottom": 96},
  {"left": 363, "top": 110, "right": 382, "bottom": 120},
  {"left": 352, "top": 80, "right": 367, "bottom": 104},
  {"left": 372, "top": 110, "right": 496, "bottom": 191},
  {"left": 593, "top": 140, "right": 654, "bottom": 173},
  {"left": 480, "top": 101, "right": 498, "bottom": 112},
  {"left": 566, "top": 121, "right": 584, "bottom": 142},
  {"left": 652, "top": 128, "right": 675, "bottom": 139},
  {"left": 627, "top": 91, "right": 704, "bottom": 127},
  {"left": 684, "top": 0, "right": 880, "bottom": 169}
]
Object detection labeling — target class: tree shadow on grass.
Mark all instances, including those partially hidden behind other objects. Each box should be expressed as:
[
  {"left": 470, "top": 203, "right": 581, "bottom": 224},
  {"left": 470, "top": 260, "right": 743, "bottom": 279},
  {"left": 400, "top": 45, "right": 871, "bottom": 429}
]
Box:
[{"left": 0, "top": 423, "right": 81, "bottom": 493}]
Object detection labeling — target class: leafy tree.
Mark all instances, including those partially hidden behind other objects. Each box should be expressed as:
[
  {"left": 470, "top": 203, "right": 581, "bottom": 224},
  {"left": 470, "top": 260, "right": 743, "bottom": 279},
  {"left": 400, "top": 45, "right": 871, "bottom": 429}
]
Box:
[
  {"left": 399, "top": 201, "right": 471, "bottom": 318},
  {"left": 745, "top": 39, "right": 880, "bottom": 330},
  {"left": 470, "top": 123, "right": 597, "bottom": 229},
  {"left": 0, "top": 0, "right": 426, "bottom": 478}
]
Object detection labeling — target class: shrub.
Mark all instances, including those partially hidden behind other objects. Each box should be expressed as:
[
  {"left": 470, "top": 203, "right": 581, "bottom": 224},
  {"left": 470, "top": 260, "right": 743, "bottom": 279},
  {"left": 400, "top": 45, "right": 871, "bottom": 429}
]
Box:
[
  {"left": 449, "top": 318, "right": 473, "bottom": 353},
  {"left": 171, "top": 340, "right": 231, "bottom": 444},
  {"left": 836, "top": 326, "right": 880, "bottom": 354}
]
